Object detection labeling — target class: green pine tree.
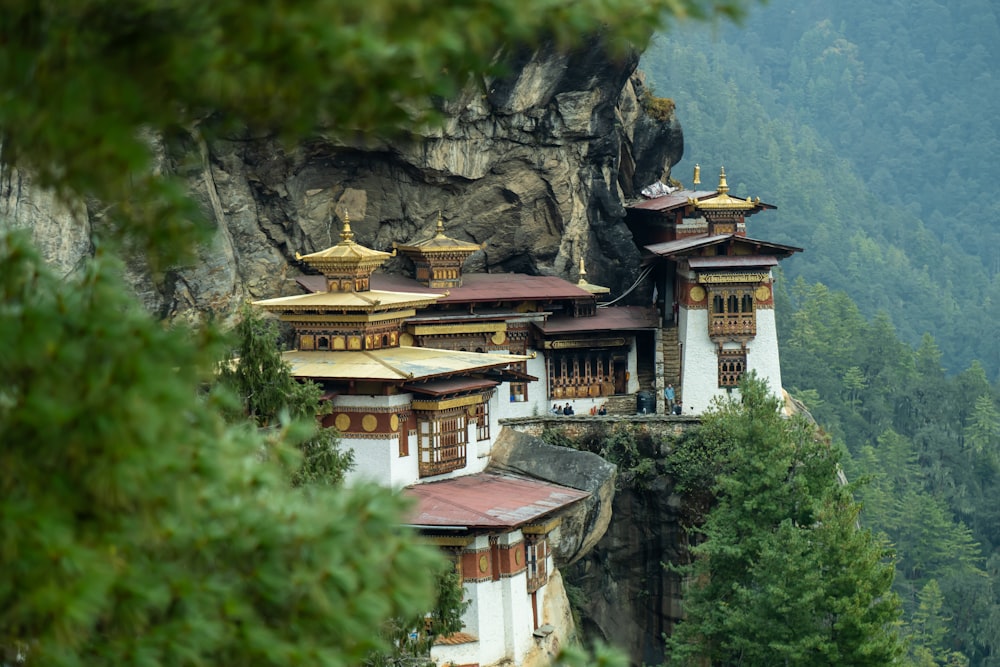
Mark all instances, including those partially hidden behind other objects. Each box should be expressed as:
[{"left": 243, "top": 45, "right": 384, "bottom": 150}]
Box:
[
  {"left": 216, "top": 302, "right": 353, "bottom": 487},
  {"left": 667, "top": 373, "right": 903, "bottom": 666},
  {"left": 0, "top": 233, "right": 441, "bottom": 665}
]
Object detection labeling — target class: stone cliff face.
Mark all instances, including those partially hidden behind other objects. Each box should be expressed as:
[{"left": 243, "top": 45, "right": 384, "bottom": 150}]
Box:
[
  {"left": 505, "top": 420, "right": 696, "bottom": 667},
  {"left": 563, "top": 477, "right": 688, "bottom": 667},
  {"left": 0, "top": 39, "right": 682, "bottom": 320}
]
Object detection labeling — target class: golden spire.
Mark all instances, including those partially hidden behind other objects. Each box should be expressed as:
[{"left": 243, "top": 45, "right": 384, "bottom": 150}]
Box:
[
  {"left": 340, "top": 210, "right": 355, "bottom": 243},
  {"left": 435, "top": 211, "right": 445, "bottom": 237},
  {"left": 717, "top": 166, "right": 729, "bottom": 195},
  {"left": 576, "top": 257, "right": 610, "bottom": 296},
  {"left": 693, "top": 163, "right": 701, "bottom": 187},
  {"left": 691, "top": 166, "right": 756, "bottom": 213}
]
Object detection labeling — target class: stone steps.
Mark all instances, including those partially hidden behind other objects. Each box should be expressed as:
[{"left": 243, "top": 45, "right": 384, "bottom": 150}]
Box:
[
  {"left": 599, "top": 394, "right": 640, "bottom": 416},
  {"left": 661, "top": 326, "right": 682, "bottom": 401}
]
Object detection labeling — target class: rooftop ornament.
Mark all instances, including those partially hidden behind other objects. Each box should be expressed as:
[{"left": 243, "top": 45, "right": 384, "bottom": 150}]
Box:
[
  {"left": 294, "top": 210, "right": 395, "bottom": 292},
  {"left": 690, "top": 167, "right": 759, "bottom": 211},
  {"left": 576, "top": 258, "right": 611, "bottom": 296}
]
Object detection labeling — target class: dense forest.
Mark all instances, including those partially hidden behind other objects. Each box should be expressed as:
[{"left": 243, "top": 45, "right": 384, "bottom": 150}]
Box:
[{"left": 642, "top": 1, "right": 1000, "bottom": 664}]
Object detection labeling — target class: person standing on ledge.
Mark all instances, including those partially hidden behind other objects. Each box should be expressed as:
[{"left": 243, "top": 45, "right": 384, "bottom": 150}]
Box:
[{"left": 664, "top": 383, "right": 676, "bottom": 411}]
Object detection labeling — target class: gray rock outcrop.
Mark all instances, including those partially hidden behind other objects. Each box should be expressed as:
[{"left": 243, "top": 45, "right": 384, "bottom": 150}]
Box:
[
  {"left": 563, "top": 475, "right": 688, "bottom": 667},
  {"left": 0, "top": 38, "right": 683, "bottom": 321},
  {"left": 488, "top": 427, "right": 617, "bottom": 566}
]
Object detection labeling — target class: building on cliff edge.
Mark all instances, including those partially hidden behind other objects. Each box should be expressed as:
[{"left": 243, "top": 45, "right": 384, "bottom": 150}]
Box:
[
  {"left": 251, "top": 165, "right": 800, "bottom": 664},
  {"left": 253, "top": 215, "right": 597, "bottom": 667},
  {"left": 625, "top": 165, "right": 802, "bottom": 414}
]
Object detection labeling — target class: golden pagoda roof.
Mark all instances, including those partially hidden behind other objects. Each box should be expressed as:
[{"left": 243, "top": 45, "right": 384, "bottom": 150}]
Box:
[
  {"left": 576, "top": 258, "right": 611, "bottom": 295},
  {"left": 689, "top": 167, "right": 760, "bottom": 211},
  {"left": 281, "top": 346, "right": 530, "bottom": 382},
  {"left": 394, "top": 215, "right": 485, "bottom": 255},
  {"left": 295, "top": 212, "right": 394, "bottom": 276},
  {"left": 253, "top": 289, "right": 443, "bottom": 314}
]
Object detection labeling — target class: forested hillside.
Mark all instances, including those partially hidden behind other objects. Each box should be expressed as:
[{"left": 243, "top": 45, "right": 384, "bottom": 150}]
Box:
[
  {"left": 643, "top": 2, "right": 1000, "bottom": 664},
  {"left": 642, "top": 0, "right": 1000, "bottom": 380}
]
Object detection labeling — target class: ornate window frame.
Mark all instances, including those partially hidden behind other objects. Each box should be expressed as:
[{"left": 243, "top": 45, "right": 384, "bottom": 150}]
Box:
[
  {"left": 416, "top": 407, "right": 468, "bottom": 477},
  {"left": 708, "top": 285, "right": 756, "bottom": 339}
]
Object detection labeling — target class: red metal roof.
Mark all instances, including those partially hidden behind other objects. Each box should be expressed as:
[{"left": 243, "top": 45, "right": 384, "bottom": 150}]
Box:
[
  {"left": 434, "top": 632, "right": 479, "bottom": 646},
  {"left": 401, "top": 377, "right": 499, "bottom": 396},
  {"left": 628, "top": 189, "right": 716, "bottom": 211},
  {"left": 628, "top": 189, "right": 775, "bottom": 213},
  {"left": 644, "top": 234, "right": 725, "bottom": 256},
  {"left": 645, "top": 234, "right": 801, "bottom": 258},
  {"left": 688, "top": 255, "right": 779, "bottom": 269},
  {"left": 378, "top": 273, "right": 593, "bottom": 303},
  {"left": 536, "top": 306, "right": 658, "bottom": 334},
  {"left": 297, "top": 273, "right": 594, "bottom": 303},
  {"left": 404, "top": 472, "right": 589, "bottom": 529}
]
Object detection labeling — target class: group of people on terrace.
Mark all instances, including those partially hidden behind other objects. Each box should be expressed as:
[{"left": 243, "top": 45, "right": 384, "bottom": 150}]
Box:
[{"left": 550, "top": 402, "right": 607, "bottom": 416}]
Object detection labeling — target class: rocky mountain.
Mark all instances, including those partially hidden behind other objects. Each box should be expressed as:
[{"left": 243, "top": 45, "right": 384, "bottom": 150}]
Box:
[{"left": 1, "top": 39, "right": 682, "bottom": 321}]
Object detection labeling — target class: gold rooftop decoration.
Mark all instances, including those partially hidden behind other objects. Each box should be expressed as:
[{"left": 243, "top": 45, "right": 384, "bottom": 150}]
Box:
[
  {"left": 395, "top": 213, "right": 486, "bottom": 288},
  {"left": 295, "top": 211, "right": 395, "bottom": 292},
  {"left": 576, "top": 257, "right": 611, "bottom": 296},
  {"left": 691, "top": 167, "right": 759, "bottom": 211}
]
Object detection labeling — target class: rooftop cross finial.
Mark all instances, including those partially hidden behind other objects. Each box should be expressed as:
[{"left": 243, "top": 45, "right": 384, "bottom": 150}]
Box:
[
  {"left": 340, "top": 210, "right": 355, "bottom": 243},
  {"left": 717, "top": 166, "right": 729, "bottom": 194}
]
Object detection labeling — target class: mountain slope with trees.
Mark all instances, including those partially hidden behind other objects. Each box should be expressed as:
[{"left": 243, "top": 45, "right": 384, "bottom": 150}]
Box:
[
  {"left": 641, "top": 0, "right": 1000, "bottom": 380},
  {"left": 642, "top": 2, "right": 1000, "bottom": 663}
]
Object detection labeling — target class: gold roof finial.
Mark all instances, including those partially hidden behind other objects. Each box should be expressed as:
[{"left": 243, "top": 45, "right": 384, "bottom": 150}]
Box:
[
  {"left": 693, "top": 163, "right": 701, "bottom": 187},
  {"left": 576, "top": 257, "right": 611, "bottom": 295},
  {"left": 435, "top": 211, "right": 445, "bottom": 236},
  {"left": 717, "top": 166, "right": 729, "bottom": 195},
  {"left": 340, "top": 210, "right": 355, "bottom": 243}
]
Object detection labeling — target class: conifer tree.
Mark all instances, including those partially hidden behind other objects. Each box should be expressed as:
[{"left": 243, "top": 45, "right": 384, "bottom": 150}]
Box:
[
  {"left": 667, "top": 373, "right": 903, "bottom": 666},
  {"left": 216, "top": 302, "right": 353, "bottom": 486},
  {"left": 0, "top": 233, "right": 439, "bottom": 665}
]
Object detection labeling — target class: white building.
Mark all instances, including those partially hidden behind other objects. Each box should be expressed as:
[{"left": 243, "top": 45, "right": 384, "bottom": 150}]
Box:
[
  {"left": 254, "top": 215, "right": 594, "bottom": 667},
  {"left": 626, "top": 166, "right": 802, "bottom": 413}
]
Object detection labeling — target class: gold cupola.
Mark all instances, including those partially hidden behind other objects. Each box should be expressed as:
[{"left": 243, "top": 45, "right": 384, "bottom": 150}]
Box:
[
  {"left": 394, "top": 214, "right": 485, "bottom": 288},
  {"left": 296, "top": 212, "right": 394, "bottom": 293},
  {"left": 689, "top": 167, "right": 762, "bottom": 235}
]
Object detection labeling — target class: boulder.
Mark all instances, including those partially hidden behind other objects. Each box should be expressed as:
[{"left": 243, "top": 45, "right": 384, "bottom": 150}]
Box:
[{"left": 488, "top": 428, "right": 616, "bottom": 565}]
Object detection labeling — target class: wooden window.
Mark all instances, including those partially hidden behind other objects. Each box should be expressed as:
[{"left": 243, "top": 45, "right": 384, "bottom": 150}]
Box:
[
  {"left": 525, "top": 534, "right": 549, "bottom": 593},
  {"left": 489, "top": 536, "right": 501, "bottom": 582},
  {"left": 509, "top": 361, "right": 528, "bottom": 402},
  {"left": 417, "top": 408, "right": 468, "bottom": 477},
  {"left": 548, "top": 350, "right": 615, "bottom": 398},
  {"left": 718, "top": 348, "right": 747, "bottom": 387},
  {"left": 472, "top": 400, "right": 490, "bottom": 442},
  {"left": 398, "top": 413, "right": 409, "bottom": 457},
  {"left": 708, "top": 287, "right": 756, "bottom": 338}
]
